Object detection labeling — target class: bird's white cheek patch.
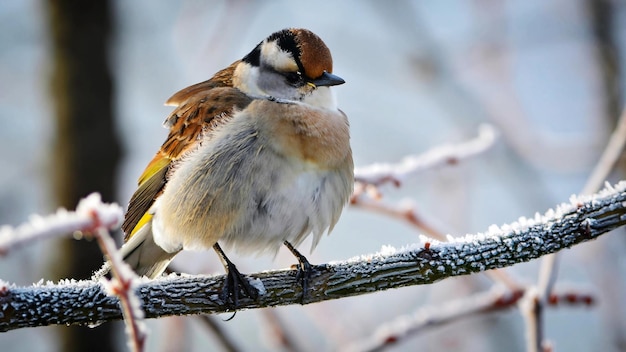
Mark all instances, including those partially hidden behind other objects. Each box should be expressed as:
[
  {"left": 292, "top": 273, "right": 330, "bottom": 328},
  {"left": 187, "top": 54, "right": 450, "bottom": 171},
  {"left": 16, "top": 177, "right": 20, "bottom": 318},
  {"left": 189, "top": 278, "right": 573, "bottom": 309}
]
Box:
[
  {"left": 261, "top": 41, "right": 299, "bottom": 72},
  {"left": 233, "top": 64, "right": 262, "bottom": 96}
]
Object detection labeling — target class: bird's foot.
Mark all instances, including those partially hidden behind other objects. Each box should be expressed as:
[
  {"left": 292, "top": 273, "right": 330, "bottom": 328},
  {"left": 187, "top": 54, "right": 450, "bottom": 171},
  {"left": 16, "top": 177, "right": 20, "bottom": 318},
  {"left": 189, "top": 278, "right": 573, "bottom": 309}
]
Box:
[
  {"left": 283, "top": 241, "right": 313, "bottom": 303},
  {"left": 213, "top": 243, "right": 258, "bottom": 309},
  {"left": 221, "top": 260, "right": 258, "bottom": 309}
]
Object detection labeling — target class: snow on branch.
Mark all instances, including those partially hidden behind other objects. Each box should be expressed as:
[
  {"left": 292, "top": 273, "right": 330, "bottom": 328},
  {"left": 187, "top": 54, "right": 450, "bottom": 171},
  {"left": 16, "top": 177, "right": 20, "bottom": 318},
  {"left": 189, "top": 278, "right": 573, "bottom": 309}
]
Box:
[
  {"left": 343, "top": 286, "right": 594, "bottom": 352},
  {"left": 0, "top": 193, "right": 123, "bottom": 255},
  {"left": 354, "top": 124, "right": 497, "bottom": 189},
  {"left": 0, "top": 194, "right": 147, "bottom": 351},
  {"left": 1, "top": 181, "right": 625, "bottom": 331},
  {"left": 95, "top": 228, "right": 147, "bottom": 352}
]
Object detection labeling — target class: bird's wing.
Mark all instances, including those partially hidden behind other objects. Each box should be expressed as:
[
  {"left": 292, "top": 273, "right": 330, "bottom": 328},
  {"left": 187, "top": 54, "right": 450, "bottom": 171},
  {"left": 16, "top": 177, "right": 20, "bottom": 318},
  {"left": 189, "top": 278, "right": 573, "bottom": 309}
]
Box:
[
  {"left": 164, "top": 61, "right": 239, "bottom": 107},
  {"left": 122, "top": 86, "right": 253, "bottom": 240}
]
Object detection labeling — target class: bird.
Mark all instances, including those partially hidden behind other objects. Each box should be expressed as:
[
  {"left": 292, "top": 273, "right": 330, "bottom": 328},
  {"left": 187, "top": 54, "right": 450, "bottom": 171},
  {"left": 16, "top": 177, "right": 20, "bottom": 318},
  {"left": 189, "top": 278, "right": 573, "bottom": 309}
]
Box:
[{"left": 108, "top": 28, "right": 353, "bottom": 305}]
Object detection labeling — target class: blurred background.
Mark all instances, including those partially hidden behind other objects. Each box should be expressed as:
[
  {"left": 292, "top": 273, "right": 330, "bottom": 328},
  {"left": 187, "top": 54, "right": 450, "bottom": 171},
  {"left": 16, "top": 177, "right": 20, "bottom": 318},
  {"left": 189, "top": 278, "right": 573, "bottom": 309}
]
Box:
[{"left": 1, "top": 0, "right": 626, "bottom": 351}]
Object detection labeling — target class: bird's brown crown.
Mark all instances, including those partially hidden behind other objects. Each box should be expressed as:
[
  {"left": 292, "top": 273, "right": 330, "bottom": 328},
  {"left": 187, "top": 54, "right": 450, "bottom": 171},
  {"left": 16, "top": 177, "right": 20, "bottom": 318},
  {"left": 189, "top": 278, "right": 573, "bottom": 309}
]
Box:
[{"left": 243, "top": 28, "right": 334, "bottom": 80}]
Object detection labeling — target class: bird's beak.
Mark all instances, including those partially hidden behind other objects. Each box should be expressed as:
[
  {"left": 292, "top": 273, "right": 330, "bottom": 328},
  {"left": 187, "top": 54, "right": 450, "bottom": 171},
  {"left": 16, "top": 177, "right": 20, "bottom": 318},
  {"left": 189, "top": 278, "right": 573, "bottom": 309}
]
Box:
[{"left": 309, "top": 71, "right": 345, "bottom": 87}]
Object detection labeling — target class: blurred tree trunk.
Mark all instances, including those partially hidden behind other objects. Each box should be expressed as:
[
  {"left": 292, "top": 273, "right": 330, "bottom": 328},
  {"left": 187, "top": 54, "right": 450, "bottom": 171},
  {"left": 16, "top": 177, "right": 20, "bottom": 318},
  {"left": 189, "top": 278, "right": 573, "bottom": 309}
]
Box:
[
  {"left": 586, "top": 1, "right": 626, "bottom": 351},
  {"left": 587, "top": 0, "right": 622, "bottom": 124},
  {"left": 48, "top": 0, "right": 122, "bottom": 351}
]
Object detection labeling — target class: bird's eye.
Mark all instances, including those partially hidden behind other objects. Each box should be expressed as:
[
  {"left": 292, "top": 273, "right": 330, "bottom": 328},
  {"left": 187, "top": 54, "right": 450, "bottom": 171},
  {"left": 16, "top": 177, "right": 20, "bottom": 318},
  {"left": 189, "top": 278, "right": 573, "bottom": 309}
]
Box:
[{"left": 285, "top": 71, "right": 303, "bottom": 85}]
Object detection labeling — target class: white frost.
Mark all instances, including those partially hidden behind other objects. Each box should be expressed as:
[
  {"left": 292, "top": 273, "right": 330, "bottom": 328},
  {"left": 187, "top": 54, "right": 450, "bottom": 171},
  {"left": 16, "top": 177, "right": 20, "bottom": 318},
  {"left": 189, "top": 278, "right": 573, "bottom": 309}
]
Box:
[
  {"left": 354, "top": 125, "right": 498, "bottom": 184},
  {"left": 249, "top": 277, "right": 267, "bottom": 296},
  {"left": 379, "top": 244, "right": 397, "bottom": 256},
  {"left": 0, "top": 193, "right": 123, "bottom": 254},
  {"left": 438, "top": 181, "right": 626, "bottom": 247}
]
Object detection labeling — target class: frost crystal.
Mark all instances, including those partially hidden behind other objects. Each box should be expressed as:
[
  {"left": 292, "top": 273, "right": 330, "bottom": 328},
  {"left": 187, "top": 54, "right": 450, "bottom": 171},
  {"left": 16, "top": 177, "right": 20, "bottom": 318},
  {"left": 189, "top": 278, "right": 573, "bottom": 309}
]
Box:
[
  {"left": 379, "top": 244, "right": 397, "bottom": 256},
  {"left": 249, "top": 277, "right": 267, "bottom": 295},
  {"left": 354, "top": 125, "right": 497, "bottom": 184},
  {"left": 464, "top": 182, "right": 621, "bottom": 245},
  {"left": 0, "top": 193, "right": 123, "bottom": 254}
]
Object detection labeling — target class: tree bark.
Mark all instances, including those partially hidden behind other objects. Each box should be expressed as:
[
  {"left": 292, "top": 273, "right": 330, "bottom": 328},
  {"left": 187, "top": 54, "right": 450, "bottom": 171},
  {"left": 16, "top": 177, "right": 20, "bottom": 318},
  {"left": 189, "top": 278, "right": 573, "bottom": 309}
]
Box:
[
  {"left": 47, "top": 0, "right": 122, "bottom": 350},
  {"left": 1, "top": 185, "right": 625, "bottom": 331}
]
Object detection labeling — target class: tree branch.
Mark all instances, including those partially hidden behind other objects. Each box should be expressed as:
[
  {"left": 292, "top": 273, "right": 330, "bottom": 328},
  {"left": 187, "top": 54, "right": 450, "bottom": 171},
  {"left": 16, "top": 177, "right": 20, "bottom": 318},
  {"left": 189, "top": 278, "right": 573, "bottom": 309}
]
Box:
[
  {"left": 526, "top": 108, "right": 626, "bottom": 351},
  {"left": 343, "top": 285, "right": 594, "bottom": 352},
  {"left": 353, "top": 124, "right": 497, "bottom": 191},
  {"left": 2, "top": 182, "right": 626, "bottom": 331}
]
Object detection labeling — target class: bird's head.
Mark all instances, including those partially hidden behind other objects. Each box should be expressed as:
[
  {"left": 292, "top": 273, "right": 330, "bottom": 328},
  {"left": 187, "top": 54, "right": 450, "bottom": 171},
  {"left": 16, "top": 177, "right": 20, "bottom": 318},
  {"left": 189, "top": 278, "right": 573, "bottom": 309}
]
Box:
[{"left": 233, "top": 28, "right": 345, "bottom": 109}]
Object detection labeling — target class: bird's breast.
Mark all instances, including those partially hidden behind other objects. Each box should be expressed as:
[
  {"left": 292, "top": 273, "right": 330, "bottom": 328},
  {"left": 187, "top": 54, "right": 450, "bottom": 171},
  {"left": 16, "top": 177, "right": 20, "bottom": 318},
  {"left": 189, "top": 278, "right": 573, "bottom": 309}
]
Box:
[
  {"left": 152, "top": 99, "right": 353, "bottom": 255},
  {"left": 250, "top": 99, "right": 352, "bottom": 169}
]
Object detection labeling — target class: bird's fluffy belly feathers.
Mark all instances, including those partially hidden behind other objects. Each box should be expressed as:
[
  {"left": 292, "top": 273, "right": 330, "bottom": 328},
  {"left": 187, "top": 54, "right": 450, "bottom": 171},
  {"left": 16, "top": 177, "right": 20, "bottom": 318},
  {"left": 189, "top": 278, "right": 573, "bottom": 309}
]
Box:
[{"left": 152, "top": 100, "right": 353, "bottom": 255}]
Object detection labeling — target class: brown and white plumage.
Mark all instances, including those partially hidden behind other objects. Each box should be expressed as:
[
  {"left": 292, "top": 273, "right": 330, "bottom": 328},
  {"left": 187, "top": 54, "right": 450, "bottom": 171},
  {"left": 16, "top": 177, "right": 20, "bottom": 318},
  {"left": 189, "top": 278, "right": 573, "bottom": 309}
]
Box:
[{"left": 111, "top": 28, "right": 353, "bottom": 300}]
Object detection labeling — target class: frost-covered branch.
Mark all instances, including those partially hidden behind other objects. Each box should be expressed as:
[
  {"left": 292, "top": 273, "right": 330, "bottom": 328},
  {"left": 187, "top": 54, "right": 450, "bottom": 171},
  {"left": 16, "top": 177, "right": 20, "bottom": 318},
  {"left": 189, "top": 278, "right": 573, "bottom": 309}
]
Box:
[
  {"left": 527, "top": 108, "right": 626, "bottom": 352},
  {"left": 0, "top": 193, "right": 122, "bottom": 255},
  {"left": 1, "top": 182, "right": 625, "bottom": 331},
  {"left": 0, "top": 193, "right": 147, "bottom": 350},
  {"left": 95, "top": 228, "right": 146, "bottom": 352},
  {"left": 351, "top": 181, "right": 522, "bottom": 291},
  {"left": 343, "top": 286, "right": 594, "bottom": 352},
  {"left": 353, "top": 124, "right": 497, "bottom": 191}
]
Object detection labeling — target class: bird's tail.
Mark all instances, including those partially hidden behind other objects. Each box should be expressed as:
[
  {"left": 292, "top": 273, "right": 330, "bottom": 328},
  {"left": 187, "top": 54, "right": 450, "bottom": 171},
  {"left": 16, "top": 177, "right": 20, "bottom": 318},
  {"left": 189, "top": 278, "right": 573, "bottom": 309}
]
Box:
[{"left": 93, "top": 220, "right": 178, "bottom": 280}]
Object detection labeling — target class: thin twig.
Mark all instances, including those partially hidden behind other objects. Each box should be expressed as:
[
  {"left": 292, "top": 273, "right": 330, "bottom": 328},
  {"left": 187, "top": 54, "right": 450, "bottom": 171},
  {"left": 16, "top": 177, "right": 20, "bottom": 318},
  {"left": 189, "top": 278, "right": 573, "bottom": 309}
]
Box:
[
  {"left": 521, "top": 287, "right": 542, "bottom": 352},
  {"left": 0, "top": 193, "right": 147, "bottom": 351},
  {"left": 345, "top": 287, "right": 521, "bottom": 352},
  {"left": 260, "top": 309, "right": 303, "bottom": 352},
  {"left": 95, "top": 228, "right": 146, "bottom": 352},
  {"left": 0, "top": 193, "right": 122, "bottom": 255},
  {"left": 581, "top": 108, "right": 626, "bottom": 196},
  {"left": 528, "top": 108, "right": 626, "bottom": 351},
  {"left": 351, "top": 124, "right": 519, "bottom": 291},
  {"left": 194, "top": 315, "right": 242, "bottom": 352},
  {"left": 350, "top": 197, "right": 446, "bottom": 241},
  {"left": 353, "top": 124, "right": 497, "bottom": 190},
  {"left": 346, "top": 284, "right": 594, "bottom": 352}
]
